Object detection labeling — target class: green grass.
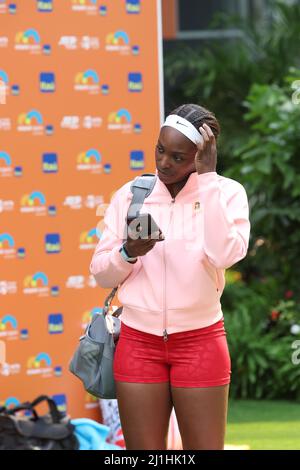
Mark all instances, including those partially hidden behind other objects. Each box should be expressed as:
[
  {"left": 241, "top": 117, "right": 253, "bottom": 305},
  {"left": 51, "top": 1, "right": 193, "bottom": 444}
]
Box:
[{"left": 225, "top": 400, "right": 300, "bottom": 450}]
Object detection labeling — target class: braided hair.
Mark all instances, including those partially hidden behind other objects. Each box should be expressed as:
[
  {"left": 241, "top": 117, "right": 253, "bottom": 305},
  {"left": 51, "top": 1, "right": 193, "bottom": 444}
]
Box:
[{"left": 169, "top": 104, "right": 220, "bottom": 140}]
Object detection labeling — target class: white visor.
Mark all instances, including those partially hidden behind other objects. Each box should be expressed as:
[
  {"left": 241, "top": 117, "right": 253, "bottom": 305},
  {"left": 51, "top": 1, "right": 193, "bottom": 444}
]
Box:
[{"left": 161, "top": 114, "right": 203, "bottom": 146}]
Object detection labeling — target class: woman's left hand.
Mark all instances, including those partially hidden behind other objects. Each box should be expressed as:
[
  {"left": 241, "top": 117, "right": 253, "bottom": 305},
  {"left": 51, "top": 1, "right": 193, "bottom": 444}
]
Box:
[{"left": 195, "top": 123, "right": 217, "bottom": 174}]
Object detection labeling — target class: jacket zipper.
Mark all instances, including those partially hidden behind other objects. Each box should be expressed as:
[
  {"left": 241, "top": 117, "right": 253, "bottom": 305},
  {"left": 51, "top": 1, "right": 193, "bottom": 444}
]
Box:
[{"left": 163, "top": 197, "right": 175, "bottom": 342}]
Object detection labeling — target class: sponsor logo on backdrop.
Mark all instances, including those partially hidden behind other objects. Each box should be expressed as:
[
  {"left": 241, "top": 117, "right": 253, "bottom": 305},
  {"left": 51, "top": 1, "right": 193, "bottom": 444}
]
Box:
[
  {"left": 20, "top": 191, "right": 47, "bottom": 215},
  {"left": 0, "top": 1, "right": 16, "bottom": 14},
  {"left": 0, "top": 315, "right": 19, "bottom": 340},
  {"left": 126, "top": 0, "right": 140, "bottom": 14},
  {"left": 76, "top": 148, "right": 102, "bottom": 173},
  {"left": 0, "top": 70, "right": 9, "bottom": 99},
  {"left": 126, "top": 0, "right": 141, "bottom": 14},
  {"left": 9, "top": 3, "right": 17, "bottom": 14},
  {"left": 79, "top": 228, "right": 100, "bottom": 250},
  {"left": 0, "top": 118, "right": 11, "bottom": 131},
  {"left": 81, "top": 307, "right": 103, "bottom": 330},
  {"left": 37, "top": 0, "right": 53, "bottom": 12},
  {"left": 63, "top": 194, "right": 104, "bottom": 210},
  {"left": 106, "top": 31, "right": 135, "bottom": 55},
  {"left": 99, "top": 5, "right": 107, "bottom": 15},
  {"left": 108, "top": 109, "right": 140, "bottom": 134},
  {"left": 0, "top": 398, "right": 20, "bottom": 410},
  {"left": 130, "top": 150, "right": 145, "bottom": 170},
  {"left": 66, "top": 275, "right": 96, "bottom": 289},
  {"left": 71, "top": 0, "right": 98, "bottom": 15},
  {"left": 40, "top": 72, "right": 55, "bottom": 93},
  {"left": 0, "top": 281, "right": 17, "bottom": 295},
  {"left": 17, "top": 110, "right": 46, "bottom": 135},
  {"left": 0, "top": 0, "right": 7, "bottom": 14},
  {"left": 23, "top": 271, "right": 50, "bottom": 296},
  {"left": 15, "top": 29, "right": 43, "bottom": 54},
  {"left": 0, "top": 362, "right": 21, "bottom": 376},
  {"left": 0, "top": 233, "right": 16, "bottom": 258},
  {"left": 52, "top": 394, "right": 67, "bottom": 414},
  {"left": 58, "top": 35, "right": 100, "bottom": 50},
  {"left": 0, "top": 152, "right": 13, "bottom": 177},
  {"left": 74, "top": 69, "right": 100, "bottom": 94},
  {"left": 48, "top": 314, "right": 64, "bottom": 334},
  {"left": 14, "top": 166, "right": 23, "bottom": 177},
  {"left": 0, "top": 199, "right": 14, "bottom": 212},
  {"left": 42, "top": 153, "right": 58, "bottom": 173},
  {"left": 20, "top": 328, "right": 29, "bottom": 339},
  {"left": 26, "top": 352, "right": 55, "bottom": 377},
  {"left": 61, "top": 115, "right": 102, "bottom": 130},
  {"left": 128, "top": 72, "right": 143, "bottom": 92},
  {"left": 45, "top": 233, "right": 61, "bottom": 254}
]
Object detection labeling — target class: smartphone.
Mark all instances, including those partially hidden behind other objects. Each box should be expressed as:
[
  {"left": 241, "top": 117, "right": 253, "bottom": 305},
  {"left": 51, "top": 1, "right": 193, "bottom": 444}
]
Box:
[{"left": 126, "top": 213, "right": 164, "bottom": 240}]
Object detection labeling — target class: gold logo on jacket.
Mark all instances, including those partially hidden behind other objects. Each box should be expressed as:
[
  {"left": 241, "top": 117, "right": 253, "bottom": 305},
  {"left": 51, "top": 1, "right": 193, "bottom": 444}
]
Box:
[{"left": 194, "top": 201, "right": 201, "bottom": 212}]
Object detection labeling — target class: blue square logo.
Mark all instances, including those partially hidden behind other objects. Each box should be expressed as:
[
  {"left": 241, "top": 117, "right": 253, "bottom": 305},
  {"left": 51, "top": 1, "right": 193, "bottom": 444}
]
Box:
[
  {"left": 45, "top": 233, "right": 61, "bottom": 254},
  {"left": 37, "top": 0, "right": 53, "bottom": 12},
  {"left": 40, "top": 72, "right": 55, "bottom": 92},
  {"left": 128, "top": 73, "right": 143, "bottom": 92},
  {"left": 48, "top": 313, "right": 64, "bottom": 334},
  {"left": 130, "top": 151, "right": 144, "bottom": 170},
  {"left": 42, "top": 153, "right": 58, "bottom": 173},
  {"left": 126, "top": 0, "right": 140, "bottom": 14}
]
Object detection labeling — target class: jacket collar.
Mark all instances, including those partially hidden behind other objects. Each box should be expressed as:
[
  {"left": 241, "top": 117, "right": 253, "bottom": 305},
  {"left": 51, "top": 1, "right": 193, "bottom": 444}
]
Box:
[{"left": 149, "top": 169, "right": 199, "bottom": 202}]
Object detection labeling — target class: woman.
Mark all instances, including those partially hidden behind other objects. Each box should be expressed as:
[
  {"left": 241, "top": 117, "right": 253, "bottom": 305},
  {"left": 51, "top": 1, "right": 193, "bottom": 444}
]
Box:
[{"left": 90, "top": 103, "right": 251, "bottom": 450}]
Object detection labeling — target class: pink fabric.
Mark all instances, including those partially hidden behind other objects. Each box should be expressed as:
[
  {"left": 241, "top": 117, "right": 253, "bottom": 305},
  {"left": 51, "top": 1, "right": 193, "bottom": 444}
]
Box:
[{"left": 90, "top": 171, "right": 250, "bottom": 336}]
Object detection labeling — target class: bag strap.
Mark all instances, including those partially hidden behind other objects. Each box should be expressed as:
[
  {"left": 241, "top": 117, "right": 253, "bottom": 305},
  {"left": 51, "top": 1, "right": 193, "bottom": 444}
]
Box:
[
  {"left": 7, "top": 395, "right": 62, "bottom": 424},
  {"left": 6, "top": 401, "right": 39, "bottom": 420},
  {"left": 103, "top": 286, "right": 118, "bottom": 316},
  {"left": 30, "top": 395, "right": 62, "bottom": 424},
  {"left": 127, "top": 173, "right": 157, "bottom": 219},
  {"left": 103, "top": 173, "right": 157, "bottom": 316}
]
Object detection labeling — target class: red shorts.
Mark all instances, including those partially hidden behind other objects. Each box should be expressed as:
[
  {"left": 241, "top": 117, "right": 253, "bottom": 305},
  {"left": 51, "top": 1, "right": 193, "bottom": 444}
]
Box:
[{"left": 113, "top": 319, "right": 231, "bottom": 388}]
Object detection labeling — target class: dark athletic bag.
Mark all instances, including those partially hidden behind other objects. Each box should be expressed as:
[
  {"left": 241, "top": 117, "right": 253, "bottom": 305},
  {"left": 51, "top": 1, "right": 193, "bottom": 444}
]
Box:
[{"left": 0, "top": 395, "right": 78, "bottom": 450}]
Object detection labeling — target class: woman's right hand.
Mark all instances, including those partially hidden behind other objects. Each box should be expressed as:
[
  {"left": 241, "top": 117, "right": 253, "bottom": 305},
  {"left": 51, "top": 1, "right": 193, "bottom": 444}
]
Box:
[{"left": 124, "top": 230, "right": 164, "bottom": 258}]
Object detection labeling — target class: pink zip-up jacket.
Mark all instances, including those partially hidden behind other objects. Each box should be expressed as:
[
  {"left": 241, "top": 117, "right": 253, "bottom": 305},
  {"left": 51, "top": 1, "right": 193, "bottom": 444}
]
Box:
[{"left": 90, "top": 170, "right": 250, "bottom": 336}]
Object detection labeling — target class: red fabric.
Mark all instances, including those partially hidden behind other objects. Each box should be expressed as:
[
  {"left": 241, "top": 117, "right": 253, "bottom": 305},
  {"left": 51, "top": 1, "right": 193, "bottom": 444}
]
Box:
[{"left": 114, "top": 319, "right": 231, "bottom": 387}]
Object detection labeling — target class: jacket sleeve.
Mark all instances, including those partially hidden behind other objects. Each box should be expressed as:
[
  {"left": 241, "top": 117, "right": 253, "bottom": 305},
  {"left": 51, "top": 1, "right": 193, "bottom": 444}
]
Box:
[
  {"left": 90, "top": 187, "right": 138, "bottom": 288},
  {"left": 197, "top": 172, "right": 250, "bottom": 270}
]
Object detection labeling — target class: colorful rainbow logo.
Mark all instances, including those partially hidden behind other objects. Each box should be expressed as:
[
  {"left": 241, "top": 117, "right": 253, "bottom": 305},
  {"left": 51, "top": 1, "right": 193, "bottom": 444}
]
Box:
[
  {"left": 108, "top": 108, "right": 131, "bottom": 124},
  {"left": 75, "top": 70, "right": 99, "bottom": 84},
  {"left": 82, "top": 307, "right": 102, "bottom": 325},
  {"left": 72, "top": 0, "right": 97, "bottom": 4},
  {"left": 27, "top": 352, "right": 52, "bottom": 369},
  {"left": 77, "top": 149, "right": 101, "bottom": 164},
  {"left": 1, "top": 398, "right": 20, "bottom": 410},
  {"left": 21, "top": 191, "right": 46, "bottom": 206},
  {"left": 0, "top": 233, "right": 14, "bottom": 248},
  {"left": 0, "top": 152, "right": 11, "bottom": 166},
  {"left": 15, "top": 29, "right": 41, "bottom": 44},
  {"left": 80, "top": 228, "right": 100, "bottom": 244},
  {"left": 0, "top": 315, "right": 18, "bottom": 331},
  {"left": 18, "top": 110, "right": 43, "bottom": 126},
  {"left": 0, "top": 70, "right": 8, "bottom": 85},
  {"left": 106, "top": 31, "right": 129, "bottom": 45},
  {"left": 24, "top": 271, "right": 48, "bottom": 288}
]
